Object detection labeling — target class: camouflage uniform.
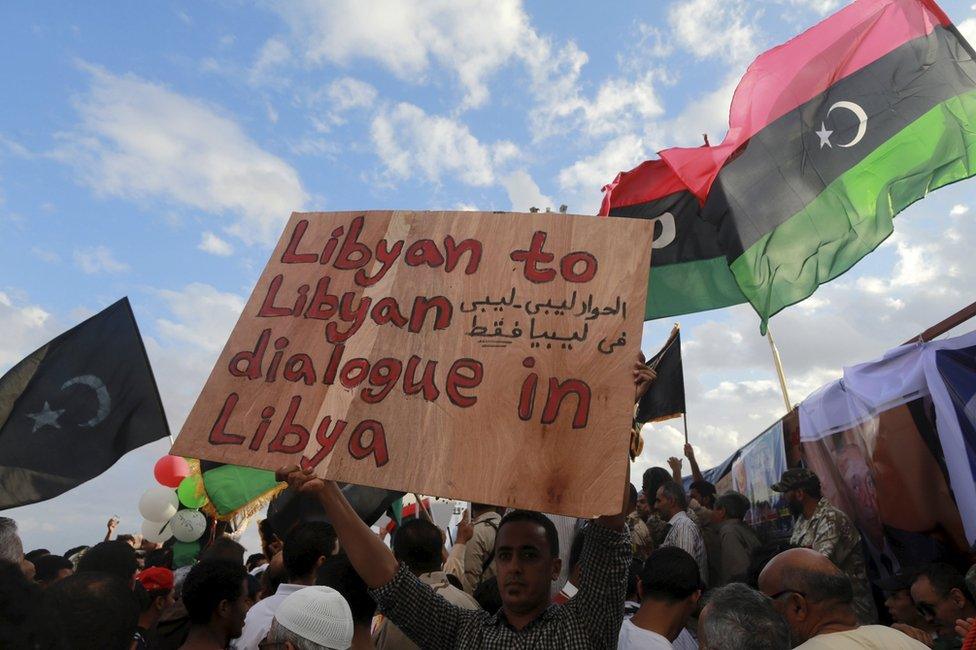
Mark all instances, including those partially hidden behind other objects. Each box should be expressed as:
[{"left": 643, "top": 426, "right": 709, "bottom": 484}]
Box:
[
  {"left": 776, "top": 469, "right": 878, "bottom": 624},
  {"left": 626, "top": 511, "right": 654, "bottom": 559}
]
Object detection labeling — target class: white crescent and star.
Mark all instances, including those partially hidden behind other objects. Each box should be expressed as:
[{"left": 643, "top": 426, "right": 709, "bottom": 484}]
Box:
[
  {"left": 816, "top": 101, "right": 868, "bottom": 149},
  {"left": 25, "top": 375, "right": 111, "bottom": 433}
]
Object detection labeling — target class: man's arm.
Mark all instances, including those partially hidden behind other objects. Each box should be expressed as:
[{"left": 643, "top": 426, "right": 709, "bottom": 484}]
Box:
[
  {"left": 444, "top": 510, "right": 473, "bottom": 579},
  {"left": 667, "top": 456, "right": 683, "bottom": 485},
  {"left": 684, "top": 444, "right": 704, "bottom": 483}
]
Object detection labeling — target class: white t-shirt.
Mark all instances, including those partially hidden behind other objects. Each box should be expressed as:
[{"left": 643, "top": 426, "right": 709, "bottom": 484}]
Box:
[
  {"left": 617, "top": 619, "right": 674, "bottom": 649},
  {"left": 794, "top": 625, "right": 930, "bottom": 649},
  {"left": 235, "top": 583, "right": 306, "bottom": 650}
]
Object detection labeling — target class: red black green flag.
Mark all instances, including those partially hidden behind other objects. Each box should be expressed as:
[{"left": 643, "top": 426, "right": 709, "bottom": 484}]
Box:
[{"left": 609, "top": 0, "right": 976, "bottom": 330}]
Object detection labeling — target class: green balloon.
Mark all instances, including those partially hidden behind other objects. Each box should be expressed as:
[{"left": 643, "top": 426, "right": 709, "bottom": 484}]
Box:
[
  {"left": 177, "top": 474, "right": 208, "bottom": 509},
  {"left": 172, "top": 540, "right": 199, "bottom": 568}
]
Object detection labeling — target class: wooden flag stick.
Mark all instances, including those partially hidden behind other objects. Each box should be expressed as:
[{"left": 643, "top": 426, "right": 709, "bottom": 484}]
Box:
[
  {"left": 413, "top": 493, "right": 432, "bottom": 522},
  {"left": 682, "top": 412, "right": 689, "bottom": 445},
  {"left": 765, "top": 325, "right": 792, "bottom": 413}
]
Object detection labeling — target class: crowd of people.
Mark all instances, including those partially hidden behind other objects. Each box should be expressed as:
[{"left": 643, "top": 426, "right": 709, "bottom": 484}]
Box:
[{"left": 0, "top": 362, "right": 975, "bottom": 649}]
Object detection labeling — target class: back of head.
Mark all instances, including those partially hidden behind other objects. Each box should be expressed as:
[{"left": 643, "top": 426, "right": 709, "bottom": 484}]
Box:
[
  {"left": 33, "top": 554, "right": 74, "bottom": 584},
  {"left": 283, "top": 522, "right": 337, "bottom": 581},
  {"left": 497, "top": 510, "right": 559, "bottom": 558},
  {"left": 915, "top": 562, "right": 971, "bottom": 603},
  {"left": 31, "top": 571, "right": 138, "bottom": 650},
  {"left": 0, "top": 517, "right": 23, "bottom": 563},
  {"left": 690, "top": 480, "right": 717, "bottom": 503},
  {"left": 199, "top": 536, "right": 246, "bottom": 564},
  {"left": 391, "top": 518, "right": 443, "bottom": 574},
  {"left": 182, "top": 559, "right": 247, "bottom": 625},
  {"left": 700, "top": 583, "right": 791, "bottom": 650},
  {"left": 642, "top": 467, "right": 671, "bottom": 501},
  {"left": 715, "top": 491, "right": 752, "bottom": 521},
  {"left": 316, "top": 553, "right": 377, "bottom": 628},
  {"left": 76, "top": 541, "right": 138, "bottom": 584},
  {"left": 639, "top": 546, "right": 701, "bottom": 602},
  {"left": 0, "top": 559, "right": 40, "bottom": 650},
  {"left": 246, "top": 553, "right": 267, "bottom": 571},
  {"left": 269, "top": 586, "right": 353, "bottom": 650}
]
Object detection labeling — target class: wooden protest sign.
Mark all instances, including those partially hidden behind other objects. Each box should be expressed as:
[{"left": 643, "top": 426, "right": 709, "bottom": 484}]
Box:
[{"left": 171, "top": 211, "right": 652, "bottom": 517}]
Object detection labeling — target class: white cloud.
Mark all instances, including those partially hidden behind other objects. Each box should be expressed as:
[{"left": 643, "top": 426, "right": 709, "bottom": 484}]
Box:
[
  {"left": 154, "top": 283, "right": 245, "bottom": 354},
  {"left": 668, "top": 0, "right": 760, "bottom": 65},
  {"left": 73, "top": 245, "right": 129, "bottom": 274},
  {"left": 268, "top": 0, "right": 585, "bottom": 111},
  {"left": 250, "top": 38, "right": 291, "bottom": 85},
  {"left": 557, "top": 134, "right": 646, "bottom": 213},
  {"left": 30, "top": 247, "right": 60, "bottom": 263},
  {"left": 370, "top": 102, "right": 518, "bottom": 186},
  {"left": 328, "top": 77, "right": 378, "bottom": 114},
  {"left": 958, "top": 18, "right": 976, "bottom": 49},
  {"left": 198, "top": 231, "right": 234, "bottom": 257},
  {"left": 57, "top": 64, "right": 308, "bottom": 246},
  {"left": 0, "top": 291, "right": 55, "bottom": 370},
  {"left": 951, "top": 203, "right": 969, "bottom": 216},
  {"left": 502, "top": 170, "right": 554, "bottom": 212}
]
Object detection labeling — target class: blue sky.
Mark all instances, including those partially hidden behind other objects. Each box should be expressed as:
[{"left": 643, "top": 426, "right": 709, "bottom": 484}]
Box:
[{"left": 3, "top": 0, "right": 976, "bottom": 553}]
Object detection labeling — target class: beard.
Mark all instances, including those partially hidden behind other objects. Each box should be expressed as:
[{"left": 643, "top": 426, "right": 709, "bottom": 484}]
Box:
[{"left": 787, "top": 499, "right": 804, "bottom": 517}]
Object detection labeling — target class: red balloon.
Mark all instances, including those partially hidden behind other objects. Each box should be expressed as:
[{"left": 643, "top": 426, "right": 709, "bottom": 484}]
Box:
[{"left": 154, "top": 455, "right": 190, "bottom": 488}]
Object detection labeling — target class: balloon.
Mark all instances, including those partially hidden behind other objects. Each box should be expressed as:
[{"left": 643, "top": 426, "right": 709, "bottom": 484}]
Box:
[
  {"left": 177, "top": 475, "right": 209, "bottom": 509},
  {"left": 169, "top": 510, "right": 207, "bottom": 543},
  {"left": 154, "top": 455, "right": 190, "bottom": 488},
  {"left": 138, "top": 486, "right": 179, "bottom": 523},
  {"left": 172, "top": 540, "right": 200, "bottom": 568},
  {"left": 141, "top": 518, "right": 173, "bottom": 544}
]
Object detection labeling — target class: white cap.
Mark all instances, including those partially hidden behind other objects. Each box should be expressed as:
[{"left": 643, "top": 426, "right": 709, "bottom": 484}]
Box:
[{"left": 275, "top": 586, "right": 354, "bottom": 649}]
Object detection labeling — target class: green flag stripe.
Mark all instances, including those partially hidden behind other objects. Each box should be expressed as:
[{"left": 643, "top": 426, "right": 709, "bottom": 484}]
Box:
[
  {"left": 646, "top": 257, "right": 746, "bottom": 319},
  {"left": 731, "top": 89, "right": 976, "bottom": 327}
]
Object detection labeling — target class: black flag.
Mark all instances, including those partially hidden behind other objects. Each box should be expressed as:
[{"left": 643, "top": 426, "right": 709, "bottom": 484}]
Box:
[
  {"left": 637, "top": 325, "right": 685, "bottom": 423},
  {"left": 0, "top": 298, "right": 169, "bottom": 508}
]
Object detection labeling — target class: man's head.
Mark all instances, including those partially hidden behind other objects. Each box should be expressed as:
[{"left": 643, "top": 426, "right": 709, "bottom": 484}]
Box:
[
  {"left": 771, "top": 468, "right": 821, "bottom": 517},
  {"left": 713, "top": 491, "right": 751, "bottom": 524},
  {"left": 0, "top": 517, "right": 33, "bottom": 580},
  {"left": 758, "top": 548, "right": 855, "bottom": 644},
  {"left": 689, "top": 480, "right": 717, "bottom": 509},
  {"left": 654, "top": 481, "right": 687, "bottom": 520},
  {"left": 699, "top": 583, "right": 791, "bottom": 650},
  {"left": 283, "top": 522, "right": 337, "bottom": 583},
  {"left": 392, "top": 518, "right": 443, "bottom": 575},
  {"left": 245, "top": 553, "right": 267, "bottom": 572},
  {"left": 135, "top": 566, "right": 175, "bottom": 621},
  {"left": 181, "top": 559, "right": 250, "bottom": 641},
  {"left": 34, "top": 571, "right": 139, "bottom": 650},
  {"left": 638, "top": 546, "right": 702, "bottom": 625},
  {"left": 642, "top": 467, "right": 671, "bottom": 506},
  {"left": 494, "top": 510, "right": 561, "bottom": 615},
  {"left": 267, "top": 586, "right": 353, "bottom": 650},
  {"left": 198, "top": 536, "right": 246, "bottom": 564},
  {"left": 911, "top": 563, "right": 976, "bottom": 634},
  {"left": 33, "top": 553, "right": 74, "bottom": 587},
  {"left": 875, "top": 571, "right": 920, "bottom": 626},
  {"left": 76, "top": 541, "right": 138, "bottom": 586},
  {"left": 636, "top": 490, "right": 651, "bottom": 520},
  {"left": 316, "top": 553, "right": 377, "bottom": 632}
]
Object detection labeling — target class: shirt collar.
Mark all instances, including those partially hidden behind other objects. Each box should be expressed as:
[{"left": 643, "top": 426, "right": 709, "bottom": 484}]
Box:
[
  {"left": 668, "top": 510, "right": 690, "bottom": 525},
  {"left": 274, "top": 583, "right": 308, "bottom": 597},
  {"left": 489, "top": 604, "right": 559, "bottom": 629}
]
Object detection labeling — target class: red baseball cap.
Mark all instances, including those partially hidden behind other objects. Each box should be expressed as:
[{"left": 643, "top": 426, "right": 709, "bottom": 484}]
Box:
[{"left": 136, "top": 566, "right": 174, "bottom": 592}]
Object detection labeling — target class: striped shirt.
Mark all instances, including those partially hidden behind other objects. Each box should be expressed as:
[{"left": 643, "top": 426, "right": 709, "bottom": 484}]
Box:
[{"left": 661, "top": 511, "right": 708, "bottom": 586}]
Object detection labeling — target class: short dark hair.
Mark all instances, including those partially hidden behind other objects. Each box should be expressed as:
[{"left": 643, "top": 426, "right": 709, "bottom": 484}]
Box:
[
  {"left": 627, "top": 484, "right": 638, "bottom": 511},
  {"left": 782, "top": 567, "right": 853, "bottom": 605},
  {"left": 659, "top": 481, "right": 688, "bottom": 509},
  {"left": 198, "top": 537, "right": 245, "bottom": 564},
  {"left": 639, "top": 546, "right": 701, "bottom": 602},
  {"left": 33, "top": 554, "right": 74, "bottom": 583},
  {"left": 701, "top": 583, "right": 791, "bottom": 650},
  {"left": 392, "top": 519, "right": 443, "bottom": 574},
  {"left": 283, "top": 522, "right": 337, "bottom": 580},
  {"left": 25, "top": 549, "right": 50, "bottom": 563},
  {"left": 496, "top": 511, "right": 559, "bottom": 558},
  {"left": 915, "top": 563, "right": 971, "bottom": 602},
  {"left": 715, "top": 492, "right": 752, "bottom": 520},
  {"left": 76, "top": 541, "right": 138, "bottom": 584},
  {"left": 245, "top": 553, "right": 266, "bottom": 571},
  {"left": 144, "top": 548, "right": 173, "bottom": 569},
  {"left": 33, "top": 571, "right": 138, "bottom": 650},
  {"left": 690, "top": 480, "right": 717, "bottom": 500},
  {"left": 642, "top": 467, "right": 671, "bottom": 499},
  {"left": 316, "top": 553, "right": 376, "bottom": 626},
  {"left": 182, "top": 560, "right": 247, "bottom": 625}
]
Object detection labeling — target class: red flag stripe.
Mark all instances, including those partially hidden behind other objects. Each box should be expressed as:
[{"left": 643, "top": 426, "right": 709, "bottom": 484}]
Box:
[
  {"left": 599, "top": 159, "right": 692, "bottom": 215},
  {"left": 660, "top": 0, "right": 950, "bottom": 199}
]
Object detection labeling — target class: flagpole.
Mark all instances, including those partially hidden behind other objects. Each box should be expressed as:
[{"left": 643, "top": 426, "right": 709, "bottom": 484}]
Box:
[
  {"left": 765, "top": 326, "right": 792, "bottom": 413},
  {"left": 682, "top": 412, "right": 689, "bottom": 445}
]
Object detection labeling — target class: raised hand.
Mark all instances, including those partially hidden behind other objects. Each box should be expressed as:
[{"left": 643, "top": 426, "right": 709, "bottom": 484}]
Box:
[
  {"left": 456, "top": 508, "right": 474, "bottom": 545},
  {"left": 667, "top": 456, "right": 682, "bottom": 473},
  {"left": 683, "top": 443, "right": 695, "bottom": 460},
  {"left": 634, "top": 361, "right": 657, "bottom": 403},
  {"left": 275, "top": 465, "right": 329, "bottom": 497}
]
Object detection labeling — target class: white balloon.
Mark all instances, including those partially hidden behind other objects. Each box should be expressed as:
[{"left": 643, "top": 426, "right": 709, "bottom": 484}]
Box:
[
  {"left": 139, "top": 487, "right": 179, "bottom": 523},
  {"left": 169, "top": 510, "right": 207, "bottom": 543},
  {"left": 141, "top": 519, "right": 173, "bottom": 544}
]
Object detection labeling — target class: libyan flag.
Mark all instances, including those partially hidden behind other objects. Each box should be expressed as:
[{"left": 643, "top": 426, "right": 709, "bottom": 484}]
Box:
[
  {"left": 0, "top": 298, "right": 169, "bottom": 508},
  {"left": 608, "top": 0, "right": 976, "bottom": 331}
]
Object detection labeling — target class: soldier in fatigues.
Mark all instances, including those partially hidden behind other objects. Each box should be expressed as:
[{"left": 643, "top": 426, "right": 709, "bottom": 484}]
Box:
[{"left": 772, "top": 468, "right": 878, "bottom": 624}]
